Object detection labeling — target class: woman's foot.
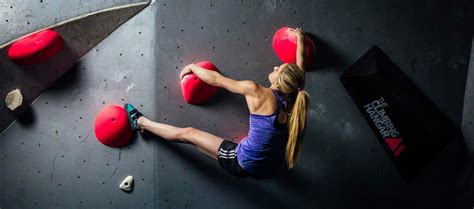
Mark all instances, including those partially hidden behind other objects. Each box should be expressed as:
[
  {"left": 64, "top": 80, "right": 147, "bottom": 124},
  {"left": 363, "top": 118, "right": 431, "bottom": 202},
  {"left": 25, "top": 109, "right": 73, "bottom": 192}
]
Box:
[{"left": 124, "top": 103, "right": 144, "bottom": 131}]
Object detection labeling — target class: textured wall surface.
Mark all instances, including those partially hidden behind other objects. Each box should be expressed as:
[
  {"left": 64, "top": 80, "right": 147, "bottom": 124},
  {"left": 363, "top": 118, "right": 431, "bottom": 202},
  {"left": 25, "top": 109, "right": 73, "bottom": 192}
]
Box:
[
  {"left": 463, "top": 38, "right": 474, "bottom": 156},
  {"left": 0, "top": 1, "right": 148, "bottom": 132},
  {"left": 460, "top": 38, "right": 474, "bottom": 203},
  {"left": 0, "top": 0, "right": 146, "bottom": 45},
  {"left": 1, "top": 0, "right": 473, "bottom": 209}
]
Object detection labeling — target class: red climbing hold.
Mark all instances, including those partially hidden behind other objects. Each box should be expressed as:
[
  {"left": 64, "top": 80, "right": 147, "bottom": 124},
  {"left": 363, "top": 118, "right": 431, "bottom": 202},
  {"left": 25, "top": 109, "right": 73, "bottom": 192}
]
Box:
[
  {"left": 180, "top": 61, "right": 219, "bottom": 104},
  {"left": 94, "top": 105, "right": 133, "bottom": 148},
  {"left": 8, "top": 29, "right": 64, "bottom": 65},
  {"left": 272, "top": 27, "right": 316, "bottom": 67}
]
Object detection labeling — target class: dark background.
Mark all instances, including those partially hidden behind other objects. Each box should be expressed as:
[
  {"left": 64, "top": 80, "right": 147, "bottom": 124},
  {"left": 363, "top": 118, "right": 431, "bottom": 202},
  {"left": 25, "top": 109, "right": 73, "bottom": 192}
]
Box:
[{"left": 0, "top": 0, "right": 473, "bottom": 208}]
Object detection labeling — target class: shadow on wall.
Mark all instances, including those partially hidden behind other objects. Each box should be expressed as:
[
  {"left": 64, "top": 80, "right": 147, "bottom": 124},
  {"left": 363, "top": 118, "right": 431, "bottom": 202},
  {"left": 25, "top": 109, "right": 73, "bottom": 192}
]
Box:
[
  {"left": 145, "top": 132, "right": 317, "bottom": 209},
  {"left": 0, "top": 43, "right": 76, "bottom": 130},
  {"left": 306, "top": 33, "right": 350, "bottom": 72},
  {"left": 0, "top": 2, "right": 149, "bottom": 133},
  {"left": 48, "top": 61, "right": 83, "bottom": 91},
  {"left": 20, "top": 44, "right": 77, "bottom": 88},
  {"left": 16, "top": 107, "right": 36, "bottom": 127}
]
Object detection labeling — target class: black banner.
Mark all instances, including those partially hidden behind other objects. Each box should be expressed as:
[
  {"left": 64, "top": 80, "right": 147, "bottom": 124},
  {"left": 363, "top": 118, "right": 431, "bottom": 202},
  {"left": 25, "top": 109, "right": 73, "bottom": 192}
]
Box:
[{"left": 340, "top": 46, "right": 462, "bottom": 180}]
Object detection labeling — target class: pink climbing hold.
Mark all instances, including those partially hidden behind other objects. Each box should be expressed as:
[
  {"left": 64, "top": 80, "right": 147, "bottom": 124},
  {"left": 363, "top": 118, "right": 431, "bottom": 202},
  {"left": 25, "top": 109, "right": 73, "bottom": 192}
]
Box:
[
  {"left": 8, "top": 29, "right": 64, "bottom": 65},
  {"left": 180, "top": 61, "right": 220, "bottom": 104},
  {"left": 94, "top": 105, "right": 133, "bottom": 148},
  {"left": 272, "top": 27, "right": 316, "bottom": 67}
]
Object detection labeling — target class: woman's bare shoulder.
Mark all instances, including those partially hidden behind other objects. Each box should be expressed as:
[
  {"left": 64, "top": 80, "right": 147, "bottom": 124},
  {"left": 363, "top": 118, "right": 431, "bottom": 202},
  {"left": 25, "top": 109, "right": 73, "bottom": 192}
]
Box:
[{"left": 245, "top": 86, "right": 279, "bottom": 115}]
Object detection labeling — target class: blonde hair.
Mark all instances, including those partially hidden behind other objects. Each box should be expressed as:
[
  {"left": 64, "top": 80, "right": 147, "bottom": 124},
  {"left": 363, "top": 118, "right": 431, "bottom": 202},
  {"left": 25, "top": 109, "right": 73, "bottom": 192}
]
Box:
[{"left": 275, "top": 63, "right": 309, "bottom": 168}]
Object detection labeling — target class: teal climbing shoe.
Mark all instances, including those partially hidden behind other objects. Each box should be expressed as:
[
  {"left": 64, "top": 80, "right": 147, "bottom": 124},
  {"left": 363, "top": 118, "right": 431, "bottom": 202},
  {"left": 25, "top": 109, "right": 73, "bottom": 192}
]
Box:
[{"left": 124, "top": 103, "right": 143, "bottom": 131}]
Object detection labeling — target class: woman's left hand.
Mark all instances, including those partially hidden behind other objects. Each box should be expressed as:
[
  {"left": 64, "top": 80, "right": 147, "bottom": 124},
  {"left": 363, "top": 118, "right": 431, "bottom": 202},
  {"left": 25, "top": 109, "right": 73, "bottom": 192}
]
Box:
[
  {"left": 180, "top": 64, "right": 195, "bottom": 80},
  {"left": 293, "top": 27, "right": 304, "bottom": 40}
]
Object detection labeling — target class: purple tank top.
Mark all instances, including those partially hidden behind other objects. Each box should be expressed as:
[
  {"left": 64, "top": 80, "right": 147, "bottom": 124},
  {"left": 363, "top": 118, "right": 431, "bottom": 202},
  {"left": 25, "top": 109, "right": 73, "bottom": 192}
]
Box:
[{"left": 236, "top": 89, "right": 289, "bottom": 178}]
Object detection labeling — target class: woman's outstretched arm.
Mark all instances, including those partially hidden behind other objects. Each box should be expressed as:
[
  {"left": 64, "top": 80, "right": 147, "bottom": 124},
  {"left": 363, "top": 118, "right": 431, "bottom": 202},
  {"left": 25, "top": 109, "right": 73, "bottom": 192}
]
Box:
[
  {"left": 180, "top": 64, "right": 260, "bottom": 97},
  {"left": 294, "top": 28, "right": 305, "bottom": 71}
]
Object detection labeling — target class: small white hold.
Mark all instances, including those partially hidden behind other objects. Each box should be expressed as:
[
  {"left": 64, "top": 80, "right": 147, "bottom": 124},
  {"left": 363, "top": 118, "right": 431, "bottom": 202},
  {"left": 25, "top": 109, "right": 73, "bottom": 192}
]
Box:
[
  {"left": 5, "top": 89, "right": 23, "bottom": 111},
  {"left": 119, "top": 175, "right": 134, "bottom": 192}
]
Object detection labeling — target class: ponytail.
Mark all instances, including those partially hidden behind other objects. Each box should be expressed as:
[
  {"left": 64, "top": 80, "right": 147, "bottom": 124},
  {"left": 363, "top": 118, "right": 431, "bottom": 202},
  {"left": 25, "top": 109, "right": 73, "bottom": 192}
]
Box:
[
  {"left": 286, "top": 89, "right": 309, "bottom": 168},
  {"left": 274, "top": 63, "right": 308, "bottom": 168}
]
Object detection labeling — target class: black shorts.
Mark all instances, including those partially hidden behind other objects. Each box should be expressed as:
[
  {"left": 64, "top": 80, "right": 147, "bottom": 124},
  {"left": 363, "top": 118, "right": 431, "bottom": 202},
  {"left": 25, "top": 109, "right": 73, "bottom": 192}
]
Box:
[{"left": 218, "top": 140, "right": 248, "bottom": 178}]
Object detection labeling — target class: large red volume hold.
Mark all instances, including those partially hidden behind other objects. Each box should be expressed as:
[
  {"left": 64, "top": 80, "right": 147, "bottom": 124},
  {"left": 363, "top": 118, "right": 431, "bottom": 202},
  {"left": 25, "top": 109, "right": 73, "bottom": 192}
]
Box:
[
  {"left": 180, "top": 61, "right": 219, "bottom": 104},
  {"left": 94, "top": 105, "right": 133, "bottom": 148},
  {"left": 272, "top": 27, "right": 316, "bottom": 67},
  {"left": 8, "top": 29, "right": 64, "bottom": 65}
]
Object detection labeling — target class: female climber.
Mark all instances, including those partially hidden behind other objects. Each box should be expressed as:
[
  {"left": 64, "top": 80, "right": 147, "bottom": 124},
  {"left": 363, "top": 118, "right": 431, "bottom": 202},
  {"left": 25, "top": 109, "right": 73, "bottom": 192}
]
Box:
[{"left": 125, "top": 28, "right": 309, "bottom": 178}]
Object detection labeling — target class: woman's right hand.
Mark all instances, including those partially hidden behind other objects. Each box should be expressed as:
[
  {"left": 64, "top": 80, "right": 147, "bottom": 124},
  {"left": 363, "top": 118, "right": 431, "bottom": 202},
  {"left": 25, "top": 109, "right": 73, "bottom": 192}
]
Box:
[{"left": 180, "top": 64, "right": 195, "bottom": 80}]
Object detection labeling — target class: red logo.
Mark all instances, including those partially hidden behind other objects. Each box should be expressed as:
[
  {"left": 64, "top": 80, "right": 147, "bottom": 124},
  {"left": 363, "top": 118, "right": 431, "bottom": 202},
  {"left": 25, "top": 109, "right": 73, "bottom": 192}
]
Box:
[{"left": 384, "top": 138, "right": 405, "bottom": 157}]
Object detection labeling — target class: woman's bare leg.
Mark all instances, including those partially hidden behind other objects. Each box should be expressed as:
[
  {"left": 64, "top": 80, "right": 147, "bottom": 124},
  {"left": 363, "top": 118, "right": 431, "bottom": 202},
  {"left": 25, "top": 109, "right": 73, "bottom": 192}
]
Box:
[{"left": 138, "top": 116, "right": 223, "bottom": 160}]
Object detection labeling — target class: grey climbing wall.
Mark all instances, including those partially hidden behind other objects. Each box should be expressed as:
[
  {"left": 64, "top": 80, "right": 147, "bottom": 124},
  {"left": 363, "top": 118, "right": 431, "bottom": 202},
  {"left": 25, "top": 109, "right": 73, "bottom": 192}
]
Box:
[
  {"left": 460, "top": 38, "right": 474, "bottom": 204},
  {"left": 1, "top": 0, "right": 474, "bottom": 209},
  {"left": 0, "top": 1, "right": 149, "bottom": 132},
  {"left": 463, "top": 38, "right": 474, "bottom": 157},
  {"left": 0, "top": 0, "right": 146, "bottom": 45}
]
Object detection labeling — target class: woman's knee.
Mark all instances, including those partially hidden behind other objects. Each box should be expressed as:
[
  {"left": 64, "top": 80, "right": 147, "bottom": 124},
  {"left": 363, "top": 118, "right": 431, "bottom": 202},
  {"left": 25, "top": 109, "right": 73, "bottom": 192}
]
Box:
[{"left": 179, "top": 127, "right": 197, "bottom": 142}]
